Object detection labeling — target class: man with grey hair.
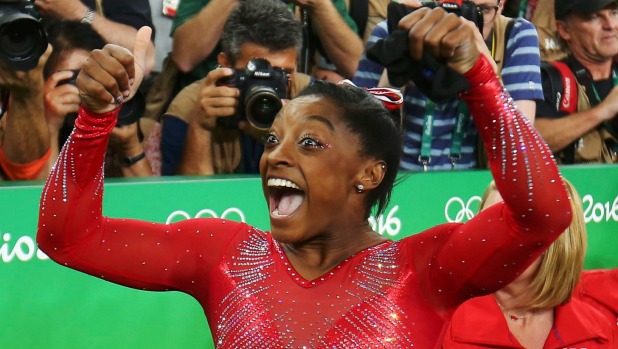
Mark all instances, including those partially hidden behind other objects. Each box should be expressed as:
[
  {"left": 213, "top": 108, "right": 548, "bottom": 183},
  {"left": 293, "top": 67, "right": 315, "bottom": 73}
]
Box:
[
  {"left": 535, "top": 0, "right": 618, "bottom": 163},
  {"left": 160, "top": 0, "right": 306, "bottom": 176}
]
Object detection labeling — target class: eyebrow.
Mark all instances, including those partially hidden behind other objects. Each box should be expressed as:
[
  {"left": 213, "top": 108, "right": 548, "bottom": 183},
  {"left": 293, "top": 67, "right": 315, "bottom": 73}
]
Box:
[{"left": 306, "top": 115, "right": 335, "bottom": 131}]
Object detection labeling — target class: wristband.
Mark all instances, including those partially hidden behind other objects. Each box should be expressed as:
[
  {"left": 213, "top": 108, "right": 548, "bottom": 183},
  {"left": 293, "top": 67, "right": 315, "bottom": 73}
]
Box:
[{"left": 120, "top": 152, "right": 146, "bottom": 167}]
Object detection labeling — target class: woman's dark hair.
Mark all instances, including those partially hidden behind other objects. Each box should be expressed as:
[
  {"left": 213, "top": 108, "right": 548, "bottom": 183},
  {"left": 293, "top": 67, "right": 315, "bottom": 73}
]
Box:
[
  {"left": 297, "top": 81, "right": 403, "bottom": 218},
  {"left": 42, "top": 20, "right": 106, "bottom": 78}
]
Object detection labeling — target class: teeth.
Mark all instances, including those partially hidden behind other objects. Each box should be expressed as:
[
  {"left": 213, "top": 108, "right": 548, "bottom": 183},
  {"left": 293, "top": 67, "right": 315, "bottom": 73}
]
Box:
[{"left": 267, "top": 178, "right": 301, "bottom": 190}]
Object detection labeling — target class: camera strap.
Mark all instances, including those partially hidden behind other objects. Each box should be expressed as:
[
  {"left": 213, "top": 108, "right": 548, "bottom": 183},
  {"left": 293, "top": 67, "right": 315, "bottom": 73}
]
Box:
[
  {"left": 566, "top": 57, "right": 618, "bottom": 137},
  {"left": 419, "top": 99, "right": 470, "bottom": 171}
]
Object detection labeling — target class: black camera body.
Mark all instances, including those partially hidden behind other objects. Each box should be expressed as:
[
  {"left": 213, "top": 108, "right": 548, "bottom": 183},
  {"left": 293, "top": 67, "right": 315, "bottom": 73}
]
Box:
[
  {"left": 423, "top": 0, "right": 483, "bottom": 34},
  {"left": 0, "top": 0, "right": 47, "bottom": 71},
  {"left": 217, "top": 58, "right": 290, "bottom": 131}
]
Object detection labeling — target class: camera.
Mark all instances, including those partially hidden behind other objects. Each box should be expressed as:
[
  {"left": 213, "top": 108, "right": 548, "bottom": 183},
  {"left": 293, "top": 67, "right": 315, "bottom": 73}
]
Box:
[
  {"left": 216, "top": 58, "right": 290, "bottom": 131},
  {"left": 0, "top": 0, "right": 48, "bottom": 71},
  {"left": 424, "top": 0, "right": 483, "bottom": 34},
  {"left": 59, "top": 70, "right": 145, "bottom": 127},
  {"left": 389, "top": 0, "right": 483, "bottom": 34}
]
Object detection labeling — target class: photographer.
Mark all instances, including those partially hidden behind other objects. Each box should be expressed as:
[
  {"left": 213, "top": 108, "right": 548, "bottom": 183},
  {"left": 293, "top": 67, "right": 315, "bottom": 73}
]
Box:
[
  {"left": 42, "top": 20, "right": 157, "bottom": 177},
  {"left": 161, "top": 0, "right": 307, "bottom": 175},
  {"left": 535, "top": 0, "right": 618, "bottom": 164},
  {"left": 354, "top": 0, "right": 543, "bottom": 170},
  {"left": 0, "top": 45, "right": 51, "bottom": 180},
  {"left": 170, "top": 0, "right": 361, "bottom": 90}
]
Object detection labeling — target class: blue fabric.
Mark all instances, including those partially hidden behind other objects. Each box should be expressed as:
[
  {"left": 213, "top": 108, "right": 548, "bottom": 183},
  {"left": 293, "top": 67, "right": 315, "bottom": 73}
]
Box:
[
  {"left": 160, "top": 116, "right": 188, "bottom": 176},
  {"left": 353, "top": 18, "right": 543, "bottom": 171}
]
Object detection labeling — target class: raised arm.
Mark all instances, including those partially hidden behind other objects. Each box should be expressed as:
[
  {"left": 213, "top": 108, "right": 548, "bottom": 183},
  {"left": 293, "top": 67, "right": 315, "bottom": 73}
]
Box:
[
  {"left": 397, "top": 8, "right": 572, "bottom": 309},
  {"left": 171, "top": 0, "right": 239, "bottom": 73},
  {"left": 298, "top": 0, "right": 364, "bottom": 78},
  {"left": 36, "top": 28, "right": 237, "bottom": 297},
  {"left": 35, "top": 0, "right": 156, "bottom": 74}
]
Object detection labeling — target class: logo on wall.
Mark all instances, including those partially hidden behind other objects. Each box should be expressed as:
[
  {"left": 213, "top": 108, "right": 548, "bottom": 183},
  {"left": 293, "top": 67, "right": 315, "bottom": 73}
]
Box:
[
  {"left": 369, "top": 205, "right": 401, "bottom": 237},
  {"left": 444, "top": 196, "right": 481, "bottom": 222},
  {"left": 166, "top": 208, "right": 246, "bottom": 224},
  {"left": 582, "top": 194, "right": 618, "bottom": 223},
  {"left": 1, "top": 233, "right": 49, "bottom": 263}
]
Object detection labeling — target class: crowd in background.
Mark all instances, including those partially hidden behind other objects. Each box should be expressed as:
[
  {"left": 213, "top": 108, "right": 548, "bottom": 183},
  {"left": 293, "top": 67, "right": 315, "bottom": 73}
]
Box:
[{"left": 0, "top": 0, "right": 616, "bottom": 182}]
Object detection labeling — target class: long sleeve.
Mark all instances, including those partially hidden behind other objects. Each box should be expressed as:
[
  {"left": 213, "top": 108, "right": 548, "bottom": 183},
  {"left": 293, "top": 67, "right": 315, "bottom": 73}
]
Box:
[
  {"left": 407, "top": 55, "right": 573, "bottom": 310},
  {"left": 37, "top": 106, "right": 248, "bottom": 297}
]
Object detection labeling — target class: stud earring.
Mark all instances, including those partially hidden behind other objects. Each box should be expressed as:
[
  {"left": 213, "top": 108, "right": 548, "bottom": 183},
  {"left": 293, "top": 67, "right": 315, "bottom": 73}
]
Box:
[{"left": 356, "top": 184, "right": 364, "bottom": 193}]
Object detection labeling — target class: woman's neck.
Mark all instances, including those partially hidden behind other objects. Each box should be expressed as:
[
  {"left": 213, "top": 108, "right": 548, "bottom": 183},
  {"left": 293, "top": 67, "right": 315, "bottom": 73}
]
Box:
[
  {"left": 281, "top": 225, "right": 388, "bottom": 280},
  {"left": 494, "top": 282, "right": 554, "bottom": 349}
]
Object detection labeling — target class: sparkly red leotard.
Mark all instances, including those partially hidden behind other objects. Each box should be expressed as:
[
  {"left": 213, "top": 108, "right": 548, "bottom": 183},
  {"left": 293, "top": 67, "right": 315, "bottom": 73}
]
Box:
[{"left": 38, "top": 56, "right": 572, "bottom": 349}]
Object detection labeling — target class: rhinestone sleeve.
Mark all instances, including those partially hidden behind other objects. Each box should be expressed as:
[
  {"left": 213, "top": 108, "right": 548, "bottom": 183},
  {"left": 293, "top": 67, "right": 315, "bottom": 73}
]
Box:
[
  {"left": 406, "top": 56, "right": 573, "bottom": 310},
  {"left": 461, "top": 55, "right": 571, "bottom": 233},
  {"left": 36, "top": 107, "right": 250, "bottom": 294}
]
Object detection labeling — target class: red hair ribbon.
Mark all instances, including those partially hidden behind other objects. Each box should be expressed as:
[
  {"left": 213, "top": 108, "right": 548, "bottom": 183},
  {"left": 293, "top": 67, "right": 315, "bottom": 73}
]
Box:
[{"left": 337, "top": 79, "right": 403, "bottom": 111}]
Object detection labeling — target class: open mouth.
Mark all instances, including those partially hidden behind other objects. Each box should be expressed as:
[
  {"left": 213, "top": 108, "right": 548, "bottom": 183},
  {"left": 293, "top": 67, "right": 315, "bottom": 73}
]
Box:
[{"left": 267, "top": 178, "right": 305, "bottom": 218}]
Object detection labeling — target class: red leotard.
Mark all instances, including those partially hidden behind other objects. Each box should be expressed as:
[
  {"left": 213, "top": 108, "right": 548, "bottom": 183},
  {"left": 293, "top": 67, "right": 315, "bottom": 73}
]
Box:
[{"left": 38, "top": 56, "right": 572, "bottom": 349}]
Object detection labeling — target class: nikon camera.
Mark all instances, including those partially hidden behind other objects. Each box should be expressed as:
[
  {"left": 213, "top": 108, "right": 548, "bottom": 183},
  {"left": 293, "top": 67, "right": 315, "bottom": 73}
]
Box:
[
  {"left": 423, "top": 0, "right": 483, "bottom": 34},
  {"left": 0, "top": 0, "right": 47, "bottom": 71},
  {"left": 217, "top": 58, "right": 290, "bottom": 131}
]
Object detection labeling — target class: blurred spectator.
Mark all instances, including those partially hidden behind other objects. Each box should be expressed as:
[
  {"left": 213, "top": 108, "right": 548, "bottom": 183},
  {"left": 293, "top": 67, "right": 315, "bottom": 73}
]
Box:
[
  {"left": 170, "top": 0, "right": 362, "bottom": 90},
  {"left": 535, "top": 0, "right": 618, "bottom": 164},
  {"left": 443, "top": 179, "right": 615, "bottom": 348},
  {"left": 42, "top": 20, "right": 159, "bottom": 177},
  {"left": 0, "top": 47, "right": 52, "bottom": 180},
  {"left": 161, "top": 0, "right": 307, "bottom": 176},
  {"left": 354, "top": 0, "right": 543, "bottom": 170},
  {"left": 35, "top": 0, "right": 156, "bottom": 73},
  {"left": 502, "top": 0, "right": 567, "bottom": 61}
]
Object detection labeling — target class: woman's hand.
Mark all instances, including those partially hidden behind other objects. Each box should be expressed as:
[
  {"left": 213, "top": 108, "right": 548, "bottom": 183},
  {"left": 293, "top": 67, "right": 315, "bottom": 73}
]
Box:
[
  {"left": 76, "top": 27, "right": 151, "bottom": 114},
  {"left": 398, "top": 7, "right": 480, "bottom": 75}
]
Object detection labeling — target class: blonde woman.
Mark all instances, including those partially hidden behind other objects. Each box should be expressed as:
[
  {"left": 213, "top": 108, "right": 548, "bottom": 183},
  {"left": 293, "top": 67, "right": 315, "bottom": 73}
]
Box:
[{"left": 443, "top": 179, "right": 615, "bottom": 348}]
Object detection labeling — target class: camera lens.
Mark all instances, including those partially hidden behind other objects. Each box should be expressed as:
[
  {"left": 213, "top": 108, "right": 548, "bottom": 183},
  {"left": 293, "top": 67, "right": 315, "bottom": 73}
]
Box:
[
  {"left": 245, "top": 88, "right": 282, "bottom": 130},
  {"left": 0, "top": 14, "right": 47, "bottom": 71},
  {"left": 1, "top": 20, "right": 36, "bottom": 55}
]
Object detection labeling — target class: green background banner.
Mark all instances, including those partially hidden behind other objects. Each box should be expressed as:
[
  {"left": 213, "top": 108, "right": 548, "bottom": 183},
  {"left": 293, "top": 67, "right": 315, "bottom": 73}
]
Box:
[{"left": 1, "top": 165, "right": 616, "bottom": 348}]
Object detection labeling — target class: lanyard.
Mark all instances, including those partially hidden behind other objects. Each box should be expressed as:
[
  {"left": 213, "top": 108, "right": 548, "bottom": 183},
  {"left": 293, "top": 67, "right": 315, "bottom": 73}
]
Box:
[
  {"left": 589, "top": 68, "right": 618, "bottom": 138},
  {"left": 518, "top": 0, "right": 528, "bottom": 19},
  {"left": 420, "top": 99, "right": 470, "bottom": 171},
  {"left": 590, "top": 69, "right": 618, "bottom": 103}
]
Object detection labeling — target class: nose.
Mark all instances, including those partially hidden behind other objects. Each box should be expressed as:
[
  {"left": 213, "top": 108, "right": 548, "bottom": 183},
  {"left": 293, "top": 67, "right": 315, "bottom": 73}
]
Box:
[
  {"left": 262, "top": 138, "right": 295, "bottom": 169},
  {"left": 601, "top": 11, "right": 618, "bottom": 29}
]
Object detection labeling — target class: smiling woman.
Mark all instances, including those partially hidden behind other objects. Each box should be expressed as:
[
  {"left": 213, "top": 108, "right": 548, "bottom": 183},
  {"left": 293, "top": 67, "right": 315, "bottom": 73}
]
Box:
[{"left": 37, "top": 5, "right": 573, "bottom": 349}]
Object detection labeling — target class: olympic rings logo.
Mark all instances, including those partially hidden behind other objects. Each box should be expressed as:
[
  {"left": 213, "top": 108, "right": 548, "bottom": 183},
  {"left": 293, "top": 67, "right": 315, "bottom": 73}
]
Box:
[
  {"left": 165, "top": 208, "right": 246, "bottom": 224},
  {"left": 444, "top": 196, "right": 481, "bottom": 222}
]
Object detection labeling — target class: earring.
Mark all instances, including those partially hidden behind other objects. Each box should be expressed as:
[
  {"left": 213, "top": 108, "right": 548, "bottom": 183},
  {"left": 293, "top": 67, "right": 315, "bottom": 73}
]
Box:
[{"left": 356, "top": 184, "right": 364, "bottom": 193}]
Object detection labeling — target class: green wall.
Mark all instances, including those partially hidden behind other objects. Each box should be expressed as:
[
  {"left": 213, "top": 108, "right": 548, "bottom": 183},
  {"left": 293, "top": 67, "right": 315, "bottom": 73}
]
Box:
[{"left": 1, "top": 165, "right": 616, "bottom": 348}]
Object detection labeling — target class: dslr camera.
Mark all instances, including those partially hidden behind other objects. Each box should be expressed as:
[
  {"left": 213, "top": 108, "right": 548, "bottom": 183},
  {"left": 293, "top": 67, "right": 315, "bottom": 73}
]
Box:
[
  {"left": 390, "top": 0, "right": 483, "bottom": 34},
  {"left": 0, "top": 0, "right": 48, "bottom": 71},
  {"left": 217, "top": 58, "right": 290, "bottom": 131},
  {"left": 424, "top": 0, "right": 483, "bottom": 34}
]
